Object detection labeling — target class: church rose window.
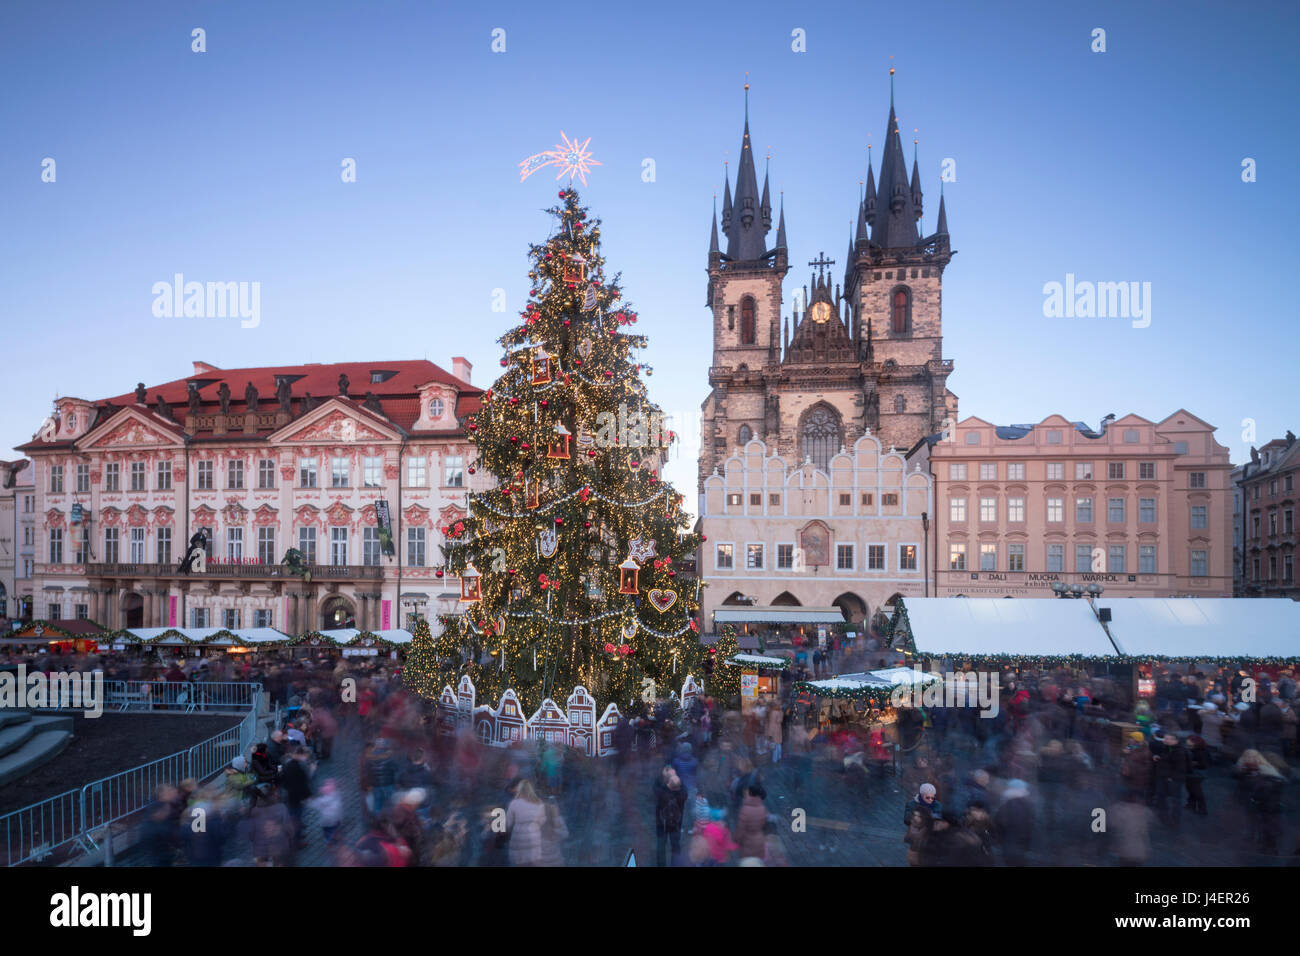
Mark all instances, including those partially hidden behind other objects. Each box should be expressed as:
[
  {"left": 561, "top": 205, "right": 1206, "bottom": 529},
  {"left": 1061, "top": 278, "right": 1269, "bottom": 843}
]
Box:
[
  {"left": 740, "top": 296, "right": 756, "bottom": 344},
  {"left": 800, "top": 406, "right": 841, "bottom": 472}
]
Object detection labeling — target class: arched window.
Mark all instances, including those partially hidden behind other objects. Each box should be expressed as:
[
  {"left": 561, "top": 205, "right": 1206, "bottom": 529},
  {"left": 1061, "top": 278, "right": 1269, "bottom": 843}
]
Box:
[
  {"left": 891, "top": 287, "right": 911, "bottom": 334},
  {"left": 894, "top": 395, "right": 906, "bottom": 414},
  {"left": 740, "top": 296, "right": 756, "bottom": 344},
  {"left": 738, "top": 424, "right": 752, "bottom": 444},
  {"left": 800, "top": 405, "right": 842, "bottom": 472}
]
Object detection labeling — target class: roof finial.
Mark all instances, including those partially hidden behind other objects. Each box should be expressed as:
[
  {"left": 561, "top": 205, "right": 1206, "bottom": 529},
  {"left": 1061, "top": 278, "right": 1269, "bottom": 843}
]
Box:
[
  {"left": 889, "top": 58, "right": 895, "bottom": 108},
  {"left": 744, "top": 73, "right": 750, "bottom": 125}
]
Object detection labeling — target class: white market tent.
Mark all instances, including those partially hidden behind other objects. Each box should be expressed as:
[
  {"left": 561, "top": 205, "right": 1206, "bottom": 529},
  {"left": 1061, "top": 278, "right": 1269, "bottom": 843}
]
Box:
[
  {"left": 1102, "top": 598, "right": 1300, "bottom": 660},
  {"left": 117, "top": 627, "right": 293, "bottom": 647},
  {"left": 317, "top": 628, "right": 414, "bottom": 646},
  {"left": 899, "top": 598, "right": 1118, "bottom": 658},
  {"left": 714, "top": 606, "right": 844, "bottom": 624},
  {"left": 799, "top": 667, "right": 942, "bottom": 698}
]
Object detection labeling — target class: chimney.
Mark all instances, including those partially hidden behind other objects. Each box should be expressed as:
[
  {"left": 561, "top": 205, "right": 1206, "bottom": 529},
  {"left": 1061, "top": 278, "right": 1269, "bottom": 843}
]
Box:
[{"left": 452, "top": 357, "right": 472, "bottom": 385}]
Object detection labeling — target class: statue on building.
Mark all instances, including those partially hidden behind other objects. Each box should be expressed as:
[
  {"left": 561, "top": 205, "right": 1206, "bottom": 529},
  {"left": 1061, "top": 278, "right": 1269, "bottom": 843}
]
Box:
[
  {"left": 217, "top": 382, "right": 231, "bottom": 414},
  {"left": 338, "top": 373, "right": 350, "bottom": 396},
  {"left": 187, "top": 382, "right": 201, "bottom": 414},
  {"left": 363, "top": 391, "right": 384, "bottom": 415},
  {"left": 154, "top": 395, "right": 175, "bottom": 423},
  {"left": 302, "top": 392, "right": 316, "bottom": 413},
  {"left": 276, "top": 377, "right": 293, "bottom": 413},
  {"left": 244, "top": 382, "right": 259, "bottom": 412},
  {"left": 134, "top": 382, "right": 147, "bottom": 404}
]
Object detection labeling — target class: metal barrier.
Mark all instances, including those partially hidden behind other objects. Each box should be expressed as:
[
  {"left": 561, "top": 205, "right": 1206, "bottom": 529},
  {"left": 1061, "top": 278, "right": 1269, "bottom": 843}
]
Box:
[
  {"left": 101, "top": 680, "right": 262, "bottom": 714},
  {"left": 0, "top": 787, "right": 83, "bottom": 868},
  {"left": 11, "top": 679, "right": 263, "bottom": 715},
  {"left": 0, "top": 686, "right": 263, "bottom": 866}
]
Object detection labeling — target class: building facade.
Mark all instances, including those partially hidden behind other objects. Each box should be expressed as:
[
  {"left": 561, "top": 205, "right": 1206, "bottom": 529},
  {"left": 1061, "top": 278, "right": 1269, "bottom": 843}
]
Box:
[
  {"left": 698, "top": 85, "right": 957, "bottom": 489},
  {"left": 697, "top": 82, "right": 951, "bottom": 633},
  {"left": 1237, "top": 432, "right": 1299, "bottom": 599},
  {"left": 918, "top": 412, "right": 1233, "bottom": 598},
  {"left": 14, "top": 462, "right": 34, "bottom": 621},
  {"left": 15, "top": 359, "right": 486, "bottom": 635},
  {"left": 699, "top": 434, "right": 932, "bottom": 630},
  {"left": 0, "top": 459, "right": 27, "bottom": 621}
]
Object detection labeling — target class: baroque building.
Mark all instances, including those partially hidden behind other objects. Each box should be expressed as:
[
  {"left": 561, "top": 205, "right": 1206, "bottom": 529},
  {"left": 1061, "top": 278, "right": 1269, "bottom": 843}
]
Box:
[{"left": 15, "top": 359, "right": 485, "bottom": 636}]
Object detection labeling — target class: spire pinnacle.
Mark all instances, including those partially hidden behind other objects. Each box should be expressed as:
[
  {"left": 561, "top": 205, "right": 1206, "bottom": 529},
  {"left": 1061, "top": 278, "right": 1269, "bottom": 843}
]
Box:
[
  {"left": 776, "top": 193, "right": 787, "bottom": 250},
  {"left": 709, "top": 194, "right": 720, "bottom": 254}
]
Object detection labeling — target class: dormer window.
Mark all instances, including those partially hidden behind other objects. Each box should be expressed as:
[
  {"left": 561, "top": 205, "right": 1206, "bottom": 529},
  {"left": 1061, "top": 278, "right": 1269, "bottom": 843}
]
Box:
[
  {"left": 428, "top": 398, "right": 444, "bottom": 418},
  {"left": 369, "top": 370, "right": 397, "bottom": 384}
]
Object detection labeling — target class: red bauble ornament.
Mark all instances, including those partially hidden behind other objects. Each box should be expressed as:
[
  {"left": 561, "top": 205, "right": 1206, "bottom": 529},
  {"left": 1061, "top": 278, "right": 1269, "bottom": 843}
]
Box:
[
  {"left": 554, "top": 517, "right": 563, "bottom": 525},
  {"left": 521, "top": 442, "right": 530, "bottom": 450},
  {"left": 530, "top": 289, "right": 537, "bottom": 296},
  {"left": 583, "top": 521, "right": 591, "bottom": 528},
  {"left": 500, "top": 358, "right": 508, "bottom": 366},
  {"left": 563, "top": 319, "right": 570, "bottom": 326},
  {"left": 701, "top": 534, "right": 707, "bottom": 541},
  {"left": 435, "top": 569, "right": 444, "bottom": 578},
  {"left": 508, "top": 568, "right": 517, "bottom": 575},
  {"left": 668, "top": 570, "right": 676, "bottom": 577},
  {"left": 468, "top": 423, "right": 477, "bottom": 431},
  {"left": 575, "top": 359, "right": 582, "bottom": 366},
  {"left": 587, "top": 450, "right": 596, "bottom": 458},
  {"left": 467, "top": 467, "right": 475, "bottom": 474},
  {"left": 540, "top": 400, "right": 548, "bottom": 407},
  {"left": 440, "top": 526, "right": 448, "bottom": 535},
  {"left": 558, "top": 190, "right": 566, "bottom": 198}
]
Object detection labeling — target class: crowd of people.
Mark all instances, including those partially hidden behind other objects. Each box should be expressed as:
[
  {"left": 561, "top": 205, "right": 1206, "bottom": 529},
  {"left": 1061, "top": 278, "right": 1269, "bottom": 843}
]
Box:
[{"left": 7, "top": 635, "right": 1298, "bottom": 867}]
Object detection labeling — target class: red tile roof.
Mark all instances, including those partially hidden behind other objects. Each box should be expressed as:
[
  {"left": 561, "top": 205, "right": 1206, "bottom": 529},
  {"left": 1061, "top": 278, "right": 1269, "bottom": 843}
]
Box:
[{"left": 18, "top": 360, "right": 482, "bottom": 450}]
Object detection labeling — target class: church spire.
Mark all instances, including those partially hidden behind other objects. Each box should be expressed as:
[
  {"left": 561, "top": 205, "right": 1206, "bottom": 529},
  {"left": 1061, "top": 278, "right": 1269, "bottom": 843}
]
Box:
[
  {"left": 936, "top": 183, "right": 949, "bottom": 236},
  {"left": 709, "top": 194, "right": 720, "bottom": 255},
  {"left": 864, "top": 152, "right": 877, "bottom": 224},
  {"left": 761, "top": 165, "right": 772, "bottom": 230},
  {"left": 775, "top": 193, "right": 787, "bottom": 250},
  {"left": 725, "top": 81, "right": 771, "bottom": 261},
  {"left": 871, "top": 68, "right": 921, "bottom": 249},
  {"left": 910, "top": 138, "right": 923, "bottom": 221},
  {"left": 721, "top": 173, "right": 732, "bottom": 233}
]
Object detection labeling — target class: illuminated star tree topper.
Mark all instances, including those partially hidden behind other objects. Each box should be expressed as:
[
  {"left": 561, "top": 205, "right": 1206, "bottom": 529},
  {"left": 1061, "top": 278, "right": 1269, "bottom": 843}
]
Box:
[{"left": 519, "top": 131, "right": 602, "bottom": 185}]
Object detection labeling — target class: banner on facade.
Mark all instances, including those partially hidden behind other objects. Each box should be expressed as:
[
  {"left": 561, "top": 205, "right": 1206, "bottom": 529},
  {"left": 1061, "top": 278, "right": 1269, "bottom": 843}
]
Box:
[{"left": 375, "top": 500, "right": 396, "bottom": 557}]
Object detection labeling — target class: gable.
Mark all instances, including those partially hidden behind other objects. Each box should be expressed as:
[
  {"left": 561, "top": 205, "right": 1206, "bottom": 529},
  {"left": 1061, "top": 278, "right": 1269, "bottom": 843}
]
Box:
[
  {"left": 81, "top": 410, "right": 183, "bottom": 450},
  {"left": 274, "top": 407, "right": 396, "bottom": 444}
]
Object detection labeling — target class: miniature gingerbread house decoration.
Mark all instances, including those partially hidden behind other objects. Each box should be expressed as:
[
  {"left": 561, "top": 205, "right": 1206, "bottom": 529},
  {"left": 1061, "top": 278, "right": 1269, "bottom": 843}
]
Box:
[
  {"left": 437, "top": 685, "right": 459, "bottom": 735},
  {"left": 527, "top": 698, "right": 568, "bottom": 744},
  {"left": 566, "top": 686, "right": 596, "bottom": 756},
  {"left": 595, "top": 702, "right": 623, "bottom": 757},
  {"left": 472, "top": 705, "right": 497, "bottom": 746},
  {"left": 456, "top": 674, "right": 476, "bottom": 726},
  {"left": 680, "top": 674, "right": 701, "bottom": 711},
  {"left": 494, "top": 689, "right": 527, "bottom": 746}
]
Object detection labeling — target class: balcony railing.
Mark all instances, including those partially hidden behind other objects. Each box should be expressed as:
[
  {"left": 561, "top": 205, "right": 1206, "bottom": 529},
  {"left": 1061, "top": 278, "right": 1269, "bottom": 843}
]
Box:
[{"left": 85, "top": 562, "right": 383, "bottom": 580}]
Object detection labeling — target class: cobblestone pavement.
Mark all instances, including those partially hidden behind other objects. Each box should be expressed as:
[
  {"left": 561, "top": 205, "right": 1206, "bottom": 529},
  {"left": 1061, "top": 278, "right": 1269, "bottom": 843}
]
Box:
[{"left": 115, "top": 719, "right": 1298, "bottom": 867}]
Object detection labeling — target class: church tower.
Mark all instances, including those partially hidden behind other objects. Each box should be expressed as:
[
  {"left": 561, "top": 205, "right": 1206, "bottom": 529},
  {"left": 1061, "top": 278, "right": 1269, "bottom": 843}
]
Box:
[
  {"left": 700, "top": 86, "right": 788, "bottom": 485},
  {"left": 844, "top": 69, "right": 958, "bottom": 449}
]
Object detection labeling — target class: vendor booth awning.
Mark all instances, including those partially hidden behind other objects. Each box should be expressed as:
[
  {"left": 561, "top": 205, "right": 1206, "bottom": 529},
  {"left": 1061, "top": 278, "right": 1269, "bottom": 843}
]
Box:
[
  {"left": 896, "top": 597, "right": 1118, "bottom": 659},
  {"left": 713, "top": 606, "right": 845, "bottom": 624},
  {"left": 1101, "top": 598, "right": 1300, "bottom": 661},
  {"left": 118, "top": 627, "right": 293, "bottom": 646},
  {"left": 796, "top": 667, "right": 942, "bottom": 701}
]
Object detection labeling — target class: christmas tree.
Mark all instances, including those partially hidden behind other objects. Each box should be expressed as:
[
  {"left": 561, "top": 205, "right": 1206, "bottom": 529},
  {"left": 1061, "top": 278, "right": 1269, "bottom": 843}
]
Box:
[{"left": 403, "top": 189, "right": 703, "bottom": 712}]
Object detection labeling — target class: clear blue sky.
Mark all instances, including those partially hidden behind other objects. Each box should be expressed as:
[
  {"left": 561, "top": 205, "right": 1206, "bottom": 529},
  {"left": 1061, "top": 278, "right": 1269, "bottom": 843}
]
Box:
[{"left": 3, "top": 0, "right": 1297, "bottom": 506}]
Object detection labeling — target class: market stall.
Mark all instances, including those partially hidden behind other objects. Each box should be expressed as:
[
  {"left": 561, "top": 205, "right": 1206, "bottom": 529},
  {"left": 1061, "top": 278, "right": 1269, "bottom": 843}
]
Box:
[
  {"left": 712, "top": 606, "right": 847, "bottom": 651},
  {"left": 724, "top": 652, "right": 789, "bottom": 713},
  {"left": 792, "top": 667, "right": 944, "bottom": 769},
  {"left": 2, "top": 618, "right": 106, "bottom": 654},
  {"left": 290, "top": 627, "right": 414, "bottom": 660}
]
